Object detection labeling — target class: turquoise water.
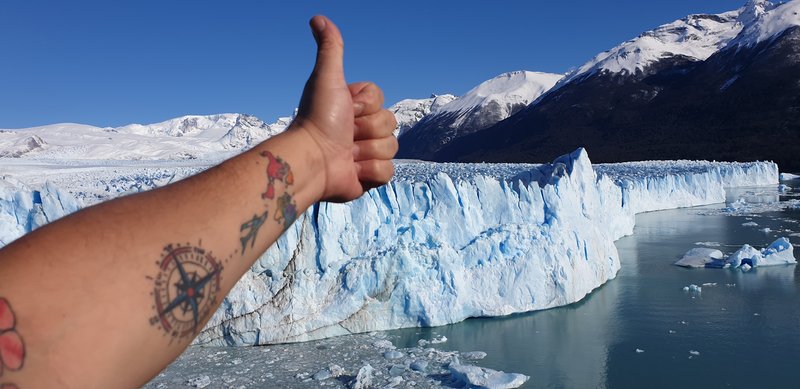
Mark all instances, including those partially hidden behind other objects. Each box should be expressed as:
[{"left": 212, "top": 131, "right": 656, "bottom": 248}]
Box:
[{"left": 390, "top": 183, "right": 800, "bottom": 388}]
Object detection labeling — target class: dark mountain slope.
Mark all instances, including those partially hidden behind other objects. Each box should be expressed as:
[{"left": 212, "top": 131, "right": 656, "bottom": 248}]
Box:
[{"left": 435, "top": 27, "right": 800, "bottom": 171}]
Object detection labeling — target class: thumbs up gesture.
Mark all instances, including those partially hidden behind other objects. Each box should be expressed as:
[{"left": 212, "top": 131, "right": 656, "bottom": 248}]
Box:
[{"left": 292, "top": 15, "right": 398, "bottom": 203}]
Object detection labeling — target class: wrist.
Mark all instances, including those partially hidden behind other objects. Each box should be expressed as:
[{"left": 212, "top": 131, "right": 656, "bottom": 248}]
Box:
[{"left": 281, "top": 120, "right": 328, "bottom": 205}]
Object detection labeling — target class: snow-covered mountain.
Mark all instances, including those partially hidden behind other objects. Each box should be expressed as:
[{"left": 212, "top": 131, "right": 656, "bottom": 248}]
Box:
[
  {"left": 397, "top": 71, "right": 563, "bottom": 160},
  {"left": 562, "top": 9, "right": 742, "bottom": 84},
  {"left": 434, "top": 0, "right": 800, "bottom": 171},
  {"left": 730, "top": 0, "right": 796, "bottom": 45},
  {"left": 560, "top": 0, "right": 790, "bottom": 84},
  {"left": 0, "top": 113, "right": 292, "bottom": 161},
  {"left": 389, "top": 94, "right": 456, "bottom": 137}
]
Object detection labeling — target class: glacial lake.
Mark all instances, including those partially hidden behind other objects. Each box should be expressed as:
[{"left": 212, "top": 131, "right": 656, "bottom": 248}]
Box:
[{"left": 389, "top": 180, "right": 800, "bottom": 388}]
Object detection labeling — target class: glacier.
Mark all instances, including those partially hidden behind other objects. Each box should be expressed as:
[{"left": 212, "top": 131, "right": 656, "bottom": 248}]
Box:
[
  {"left": 196, "top": 150, "right": 777, "bottom": 345},
  {"left": 0, "top": 149, "right": 779, "bottom": 345}
]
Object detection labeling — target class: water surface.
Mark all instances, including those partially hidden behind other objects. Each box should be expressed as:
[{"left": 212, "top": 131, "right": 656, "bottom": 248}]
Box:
[{"left": 390, "top": 182, "right": 800, "bottom": 388}]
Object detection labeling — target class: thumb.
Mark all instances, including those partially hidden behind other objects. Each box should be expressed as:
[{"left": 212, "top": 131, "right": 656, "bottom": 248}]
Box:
[{"left": 310, "top": 15, "right": 344, "bottom": 79}]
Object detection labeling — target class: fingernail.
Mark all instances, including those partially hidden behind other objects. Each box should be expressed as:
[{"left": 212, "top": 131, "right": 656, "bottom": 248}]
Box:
[
  {"left": 310, "top": 16, "right": 326, "bottom": 38},
  {"left": 353, "top": 102, "right": 365, "bottom": 116}
]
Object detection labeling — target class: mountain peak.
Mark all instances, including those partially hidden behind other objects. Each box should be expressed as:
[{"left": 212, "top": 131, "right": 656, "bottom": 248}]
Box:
[
  {"left": 738, "top": 0, "right": 775, "bottom": 26},
  {"left": 389, "top": 94, "right": 457, "bottom": 137},
  {"left": 732, "top": 0, "right": 799, "bottom": 46},
  {"left": 437, "top": 71, "right": 563, "bottom": 119},
  {"left": 396, "top": 70, "right": 563, "bottom": 160},
  {"left": 561, "top": 9, "right": 743, "bottom": 84}
]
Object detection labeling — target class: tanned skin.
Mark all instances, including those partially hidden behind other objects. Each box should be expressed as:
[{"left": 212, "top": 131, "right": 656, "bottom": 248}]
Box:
[{"left": 0, "top": 15, "right": 398, "bottom": 388}]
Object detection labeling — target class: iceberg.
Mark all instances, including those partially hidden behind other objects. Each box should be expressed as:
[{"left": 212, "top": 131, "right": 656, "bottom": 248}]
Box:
[
  {"left": 448, "top": 357, "right": 530, "bottom": 389},
  {"left": 674, "top": 248, "right": 724, "bottom": 268},
  {"left": 674, "top": 237, "right": 796, "bottom": 269},
  {"left": 725, "top": 237, "right": 797, "bottom": 268},
  {"left": 0, "top": 149, "right": 779, "bottom": 346}
]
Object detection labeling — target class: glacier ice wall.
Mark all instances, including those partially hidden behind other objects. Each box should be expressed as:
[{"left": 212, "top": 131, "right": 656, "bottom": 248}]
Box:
[
  {"left": 195, "top": 150, "right": 778, "bottom": 345},
  {"left": 0, "top": 178, "right": 81, "bottom": 245},
  {"left": 0, "top": 150, "right": 778, "bottom": 346}
]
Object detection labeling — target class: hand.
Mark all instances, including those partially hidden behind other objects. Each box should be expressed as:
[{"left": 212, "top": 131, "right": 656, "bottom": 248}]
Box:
[{"left": 291, "top": 15, "right": 398, "bottom": 203}]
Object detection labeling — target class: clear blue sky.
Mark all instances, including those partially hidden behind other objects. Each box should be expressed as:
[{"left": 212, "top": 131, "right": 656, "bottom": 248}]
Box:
[{"left": 0, "top": 0, "right": 748, "bottom": 128}]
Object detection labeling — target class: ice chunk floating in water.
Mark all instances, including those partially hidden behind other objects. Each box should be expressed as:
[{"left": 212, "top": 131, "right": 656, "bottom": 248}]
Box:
[
  {"left": 725, "top": 238, "right": 797, "bottom": 269},
  {"left": 448, "top": 357, "right": 530, "bottom": 389},
  {"left": 675, "top": 238, "right": 796, "bottom": 269},
  {"left": 674, "top": 248, "right": 724, "bottom": 268}
]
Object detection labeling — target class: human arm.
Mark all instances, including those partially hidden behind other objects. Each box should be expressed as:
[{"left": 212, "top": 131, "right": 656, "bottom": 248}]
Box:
[{"left": 0, "top": 15, "right": 397, "bottom": 388}]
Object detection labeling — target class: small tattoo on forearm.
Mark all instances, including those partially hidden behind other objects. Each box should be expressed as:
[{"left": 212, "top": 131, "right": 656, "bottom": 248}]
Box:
[
  {"left": 240, "top": 211, "right": 268, "bottom": 254},
  {"left": 260, "top": 150, "right": 294, "bottom": 200},
  {"left": 237, "top": 150, "right": 299, "bottom": 255},
  {"left": 149, "top": 243, "right": 222, "bottom": 340},
  {"left": 0, "top": 298, "right": 25, "bottom": 386},
  {"left": 275, "top": 192, "right": 298, "bottom": 229}
]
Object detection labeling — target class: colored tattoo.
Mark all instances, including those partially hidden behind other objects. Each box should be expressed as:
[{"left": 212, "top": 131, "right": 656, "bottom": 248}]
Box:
[
  {"left": 240, "top": 211, "right": 268, "bottom": 255},
  {"left": 260, "top": 150, "right": 294, "bottom": 200},
  {"left": 238, "top": 150, "right": 299, "bottom": 255},
  {"left": 275, "top": 192, "right": 298, "bottom": 229},
  {"left": 149, "top": 243, "right": 222, "bottom": 340},
  {"left": 0, "top": 298, "right": 25, "bottom": 386}
]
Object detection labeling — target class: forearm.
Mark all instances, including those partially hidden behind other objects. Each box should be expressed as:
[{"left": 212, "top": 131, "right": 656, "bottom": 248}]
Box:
[{"left": 0, "top": 126, "right": 324, "bottom": 387}]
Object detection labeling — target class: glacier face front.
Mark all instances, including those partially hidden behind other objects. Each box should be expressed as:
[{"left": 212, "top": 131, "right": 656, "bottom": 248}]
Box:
[
  {"left": 0, "top": 149, "right": 778, "bottom": 346},
  {"left": 195, "top": 150, "right": 778, "bottom": 345}
]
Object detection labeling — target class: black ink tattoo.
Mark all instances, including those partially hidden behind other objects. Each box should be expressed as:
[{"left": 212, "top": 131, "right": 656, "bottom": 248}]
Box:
[
  {"left": 240, "top": 211, "right": 268, "bottom": 254},
  {"left": 149, "top": 243, "right": 222, "bottom": 340}
]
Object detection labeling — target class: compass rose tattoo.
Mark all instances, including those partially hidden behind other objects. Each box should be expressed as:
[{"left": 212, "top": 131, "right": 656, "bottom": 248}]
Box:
[{"left": 149, "top": 243, "right": 222, "bottom": 340}]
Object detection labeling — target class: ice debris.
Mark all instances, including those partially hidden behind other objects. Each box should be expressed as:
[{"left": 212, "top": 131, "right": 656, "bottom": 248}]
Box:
[
  {"left": 312, "top": 368, "right": 332, "bottom": 381},
  {"left": 780, "top": 173, "right": 800, "bottom": 180},
  {"left": 683, "top": 284, "right": 702, "bottom": 293},
  {"left": 462, "top": 351, "right": 488, "bottom": 360},
  {"left": 674, "top": 248, "right": 724, "bottom": 268},
  {"left": 186, "top": 375, "right": 211, "bottom": 388},
  {"left": 418, "top": 335, "right": 448, "bottom": 346},
  {"left": 351, "top": 364, "right": 374, "bottom": 389},
  {"left": 383, "top": 350, "right": 404, "bottom": 360},
  {"left": 373, "top": 340, "right": 395, "bottom": 350},
  {"left": 410, "top": 360, "right": 428, "bottom": 372},
  {"left": 725, "top": 238, "right": 796, "bottom": 268},
  {"left": 448, "top": 357, "right": 529, "bottom": 389},
  {"left": 675, "top": 238, "right": 796, "bottom": 269},
  {"left": 694, "top": 241, "right": 722, "bottom": 247}
]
